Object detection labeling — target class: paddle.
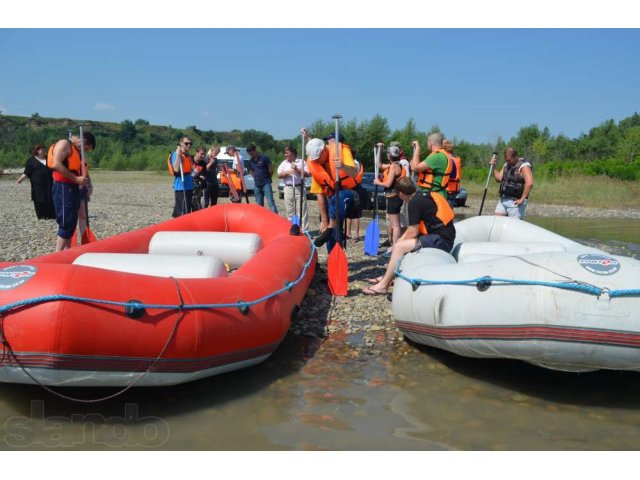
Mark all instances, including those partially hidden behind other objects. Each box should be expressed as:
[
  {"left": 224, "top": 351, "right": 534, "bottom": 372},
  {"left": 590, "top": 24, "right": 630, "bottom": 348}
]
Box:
[
  {"left": 78, "top": 124, "right": 96, "bottom": 244},
  {"left": 299, "top": 134, "right": 305, "bottom": 228},
  {"left": 236, "top": 151, "right": 250, "bottom": 204},
  {"left": 327, "top": 114, "right": 348, "bottom": 296},
  {"left": 289, "top": 136, "right": 304, "bottom": 236},
  {"left": 291, "top": 172, "right": 300, "bottom": 227},
  {"left": 478, "top": 152, "right": 497, "bottom": 216},
  {"left": 364, "top": 145, "right": 380, "bottom": 256}
]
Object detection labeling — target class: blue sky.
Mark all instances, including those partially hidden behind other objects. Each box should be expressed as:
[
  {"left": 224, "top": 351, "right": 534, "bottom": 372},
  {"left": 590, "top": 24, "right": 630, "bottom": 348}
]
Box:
[{"left": 1, "top": 27, "right": 639, "bottom": 144}]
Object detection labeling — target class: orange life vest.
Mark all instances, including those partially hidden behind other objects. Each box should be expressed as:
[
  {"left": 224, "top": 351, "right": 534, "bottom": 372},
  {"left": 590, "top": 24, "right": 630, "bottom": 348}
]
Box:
[
  {"left": 446, "top": 155, "right": 462, "bottom": 194},
  {"left": 220, "top": 168, "right": 242, "bottom": 191},
  {"left": 418, "top": 191, "right": 455, "bottom": 235},
  {"left": 382, "top": 163, "right": 407, "bottom": 196},
  {"left": 416, "top": 148, "right": 452, "bottom": 193},
  {"left": 307, "top": 144, "right": 357, "bottom": 195},
  {"left": 47, "top": 140, "right": 82, "bottom": 184},
  {"left": 167, "top": 151, "right": 193, "bottom": 176}
]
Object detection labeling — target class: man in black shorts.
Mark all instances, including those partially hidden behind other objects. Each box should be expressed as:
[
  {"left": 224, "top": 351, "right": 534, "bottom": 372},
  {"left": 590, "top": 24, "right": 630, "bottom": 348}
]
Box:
[{"left": 362, "top": 176, "right": 455, "bottom": 295}]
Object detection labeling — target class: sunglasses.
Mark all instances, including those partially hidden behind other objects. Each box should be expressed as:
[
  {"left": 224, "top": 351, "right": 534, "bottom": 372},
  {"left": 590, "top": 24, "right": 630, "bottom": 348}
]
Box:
[{"left": 183, "top": 142, "right": 192, "bottom": 146}]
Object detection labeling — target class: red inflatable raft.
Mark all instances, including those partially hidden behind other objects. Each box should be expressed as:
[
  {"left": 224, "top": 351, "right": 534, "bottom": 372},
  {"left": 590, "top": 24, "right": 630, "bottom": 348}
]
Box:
[{"left": 0, "top": 204, "right": 317, "bottom": 387}]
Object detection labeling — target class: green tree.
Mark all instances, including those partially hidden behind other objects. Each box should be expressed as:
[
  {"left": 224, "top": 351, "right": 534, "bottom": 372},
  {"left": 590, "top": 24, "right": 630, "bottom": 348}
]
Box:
[
  {"left": 119, "top": 119, "right": 137, "bottom": 142},
  {"left": 617, "top": 126, "right": 640, "bottom": 163}
]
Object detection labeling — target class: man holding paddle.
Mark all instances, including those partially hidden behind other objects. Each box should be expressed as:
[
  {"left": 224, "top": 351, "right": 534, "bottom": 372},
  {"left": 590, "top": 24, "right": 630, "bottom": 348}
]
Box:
[
  {"left": 307, "top": 133, "right": 358, "bottom": 248},
  {"left": 48, "top": 130, "right": 95, "bottom": 251}
]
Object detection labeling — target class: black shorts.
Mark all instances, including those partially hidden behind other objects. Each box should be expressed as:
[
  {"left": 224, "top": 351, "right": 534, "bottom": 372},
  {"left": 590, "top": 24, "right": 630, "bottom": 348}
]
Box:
[{"left": 386, "top": 195, "right": 403, "bottom": 215}]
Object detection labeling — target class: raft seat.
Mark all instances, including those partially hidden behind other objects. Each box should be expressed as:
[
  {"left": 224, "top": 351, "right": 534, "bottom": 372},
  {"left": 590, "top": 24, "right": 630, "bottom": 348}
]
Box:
[
  {"left": 148, "top": 231, "right": 263, "bottom": 269},
  {"left": 453, "top": 241, "right": 567, "bottom": 264},
  {"left": 73, "top": 253, "right": 228, "bottom": 279}
]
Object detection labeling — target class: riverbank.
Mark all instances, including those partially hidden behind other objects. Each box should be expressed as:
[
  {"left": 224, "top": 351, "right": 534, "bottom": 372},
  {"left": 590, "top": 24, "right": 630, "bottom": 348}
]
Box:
[{"left": 2, "top": 171, "right": 640, "bottom": 352}]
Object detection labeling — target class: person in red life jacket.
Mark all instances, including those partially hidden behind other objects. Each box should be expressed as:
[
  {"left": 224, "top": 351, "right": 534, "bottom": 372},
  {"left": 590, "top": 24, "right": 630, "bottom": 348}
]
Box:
[
  {"left": 48, "top": 131, "right": 95, "bottom": 251},
  {"left": 305, "top": 135, "right": 358, "bottom": 248},
  {"left": 168, "top": 136, "right": 194, "bottom": 217},
  {"left": 362, "top": 176, "right": 456, "bottom": 296},
  {"left": 410, "top": 132, "right": 452, "bottom": 200},
  {"left": 375, "top": 143, "right": 407, "bottom": 257},
  {"left": 443, "top": 138, "right": 463, "bottom": 209},
  {"left": 490, "top": 146, "right": 534, "bottom": 220}
]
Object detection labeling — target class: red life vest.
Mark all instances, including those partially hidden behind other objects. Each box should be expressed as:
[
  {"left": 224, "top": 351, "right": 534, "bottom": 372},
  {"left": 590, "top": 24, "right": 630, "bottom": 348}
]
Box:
[
  {"left": 418, "top": 191, "right": 455, "bottom": 236},
  {"left": 47, "top": 140, "right": 82, "bottom": 184}
]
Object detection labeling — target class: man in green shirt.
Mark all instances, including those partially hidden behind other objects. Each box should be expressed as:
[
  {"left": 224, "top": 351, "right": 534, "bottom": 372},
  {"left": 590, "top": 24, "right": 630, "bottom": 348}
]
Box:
[{"left": 409, "top": 132, "right": 451, "bottom": 200}]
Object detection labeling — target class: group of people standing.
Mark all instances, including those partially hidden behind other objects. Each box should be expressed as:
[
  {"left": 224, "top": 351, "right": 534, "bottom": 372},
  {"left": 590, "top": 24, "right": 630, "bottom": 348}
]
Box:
[
  {"left": 294, "top": 130, "right": 533, "bottom": 296},
  {"left": 168, "top": 136, "right": 280, "bottom": 218}
]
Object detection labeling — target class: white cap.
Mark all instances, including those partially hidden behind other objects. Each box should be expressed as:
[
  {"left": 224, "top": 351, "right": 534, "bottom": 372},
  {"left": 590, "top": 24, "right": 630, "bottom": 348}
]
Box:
[{"left": 305, "top": 138, "right": 325, "bottom": 161}]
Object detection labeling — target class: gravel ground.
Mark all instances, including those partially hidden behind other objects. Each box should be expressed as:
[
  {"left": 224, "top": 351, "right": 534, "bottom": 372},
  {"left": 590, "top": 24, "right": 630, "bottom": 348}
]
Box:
[{"left": 2, "top": 172, "right": 640, "bottom": 354}]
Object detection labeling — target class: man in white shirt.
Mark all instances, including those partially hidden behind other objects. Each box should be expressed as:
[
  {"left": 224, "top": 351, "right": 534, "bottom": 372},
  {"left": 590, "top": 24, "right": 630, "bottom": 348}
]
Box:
[{"left": 277, "top": 144, "right": 309, "bottom": 231}]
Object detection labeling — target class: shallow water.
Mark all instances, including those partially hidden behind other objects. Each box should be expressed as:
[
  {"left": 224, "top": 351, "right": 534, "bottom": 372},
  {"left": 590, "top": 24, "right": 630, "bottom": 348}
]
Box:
[{"left": 1, "top": 217, "right": 639, "bottom": 451}]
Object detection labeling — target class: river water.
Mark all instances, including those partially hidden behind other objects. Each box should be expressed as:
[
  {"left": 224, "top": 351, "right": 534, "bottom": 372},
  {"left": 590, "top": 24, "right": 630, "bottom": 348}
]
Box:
[{"left": 1, "top": 216, "right": 640, "bottom": 451}]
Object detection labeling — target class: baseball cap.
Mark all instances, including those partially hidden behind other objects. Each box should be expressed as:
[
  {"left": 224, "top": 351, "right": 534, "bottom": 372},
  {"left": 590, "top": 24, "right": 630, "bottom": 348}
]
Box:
[
  {"left": 323, "top": 132, "right": 345, "bottom": 142},
  {"left": 305, "top": 138, "right": 325, "bottom": 161}
]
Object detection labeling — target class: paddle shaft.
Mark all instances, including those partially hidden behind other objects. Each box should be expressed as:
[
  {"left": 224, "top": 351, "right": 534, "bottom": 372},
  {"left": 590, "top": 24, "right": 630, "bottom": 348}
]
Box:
[
  {"left": 79, "top": 125, "right": 90, "bottom": 230},
  {"left": 478, "top": 153, "right": 497, "bottom": 216},
  {"left": 300, "top": 134, "right": 305, "bottom": 223},
  {"left": 332, "top": 115, "right": 342, "bottom": 247}
]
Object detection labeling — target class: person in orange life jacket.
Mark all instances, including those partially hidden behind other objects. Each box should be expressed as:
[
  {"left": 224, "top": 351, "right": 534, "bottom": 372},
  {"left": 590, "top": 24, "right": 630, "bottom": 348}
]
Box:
[
  {"left": 301, "top": 127, "right": 330, "bottom": 234},
  {"left": 409, "top": 132, "right": 451, "bottom": 200},
  {"left": 277, "top": 144, "right": 310, "bottom": 231},
  {"left": 490, "top": 146, "right": 534, "bottom": 220},
  {"left": 362, "top": 176, "right": 456, "bottom": 296},
  {"left": 305, "top": 135, "right": 358, "bottom": 248},
  {"left": 169, "top": 136, "right": 194, "bottom": 217},
  {"left": 443, "top": 139, "right": 463, "bottom": 209},
  {"left": 375, "top": 143, "right": 406, "bottom": 257},
  {"left": 48, "top": 131, "right": 95, "bottom": 251}
]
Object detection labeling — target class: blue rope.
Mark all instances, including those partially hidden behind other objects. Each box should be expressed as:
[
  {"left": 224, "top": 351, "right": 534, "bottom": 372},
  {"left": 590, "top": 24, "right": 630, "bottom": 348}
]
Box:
[
  {"left": 0, "top": 233, "right": 317, "bottom": 315},
  {"left": 394, "top": 268, "right": 640, "bottom": 298}
]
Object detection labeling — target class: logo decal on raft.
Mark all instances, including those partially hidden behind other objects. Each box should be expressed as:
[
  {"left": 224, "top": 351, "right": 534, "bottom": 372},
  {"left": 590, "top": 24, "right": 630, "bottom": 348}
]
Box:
[
  {"left": 577, "top": 254, "right": 621, "bottom": 276},
  {"left": 0, "top": 265, "right": 37, "bottom": 290}
]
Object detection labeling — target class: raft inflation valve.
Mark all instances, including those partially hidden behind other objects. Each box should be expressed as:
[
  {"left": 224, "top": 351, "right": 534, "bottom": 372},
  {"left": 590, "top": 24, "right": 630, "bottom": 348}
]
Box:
[
  {"left": 477, "top": 276, "right": 492, "bottom": 292},
  {"left": 125, "top": 300, "right": 146, "bottom": 319}
]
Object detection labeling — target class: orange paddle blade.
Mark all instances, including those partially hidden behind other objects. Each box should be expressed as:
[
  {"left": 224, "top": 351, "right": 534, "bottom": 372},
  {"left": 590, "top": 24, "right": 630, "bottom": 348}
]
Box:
[
  {"left": 70, "top": 231, "right": 78, "bottom": 248},
  {"left": 327, "top": 243, "right": 348, "bottom": 296}
]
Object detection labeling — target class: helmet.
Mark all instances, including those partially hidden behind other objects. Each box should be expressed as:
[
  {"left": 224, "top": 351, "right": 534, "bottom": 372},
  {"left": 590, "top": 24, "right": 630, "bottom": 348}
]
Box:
[{"left": 305, "top": 138, "right": 325, "bottom": 161}]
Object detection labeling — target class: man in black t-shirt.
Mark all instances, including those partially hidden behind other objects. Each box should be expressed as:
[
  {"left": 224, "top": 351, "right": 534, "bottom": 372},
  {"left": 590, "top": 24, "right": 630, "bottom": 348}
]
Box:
[{"left": 362, "top": 176, "right": 456, "bottom": 296}]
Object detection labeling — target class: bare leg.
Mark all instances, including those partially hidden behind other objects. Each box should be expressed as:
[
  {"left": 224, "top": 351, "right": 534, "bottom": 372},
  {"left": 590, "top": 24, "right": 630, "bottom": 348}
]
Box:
[{"left": 317, "top": 193, "right": 328, "bottom": 232}]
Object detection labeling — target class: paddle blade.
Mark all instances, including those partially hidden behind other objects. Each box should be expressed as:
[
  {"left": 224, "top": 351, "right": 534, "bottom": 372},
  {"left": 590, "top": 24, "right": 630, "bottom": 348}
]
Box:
[
  {"left": 292, "top": 214, "right": 300, "bottom": 226},
  {"left": 363, "top": 216, "right": 379, "bottom": 256},
  {"left": 327, "top": 243, "right": 348, "bottom": 296},
  {"left": 70, "top": 230, "right": 78, "bottom": 248},
  {"left": 81, "top": 227, "right": 97, "bottom": 244}
]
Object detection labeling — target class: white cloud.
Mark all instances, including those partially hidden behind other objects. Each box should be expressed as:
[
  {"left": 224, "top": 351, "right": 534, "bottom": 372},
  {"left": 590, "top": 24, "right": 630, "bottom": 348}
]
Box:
[{"left": 94, "top": 102, "right": 115, "bottom": 111}]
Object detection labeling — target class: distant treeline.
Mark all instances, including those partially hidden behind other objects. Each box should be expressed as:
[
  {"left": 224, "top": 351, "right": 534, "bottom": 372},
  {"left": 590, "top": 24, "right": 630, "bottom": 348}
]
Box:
[{"left": 1, "top": 112, "right": 639, "bottom": 181}]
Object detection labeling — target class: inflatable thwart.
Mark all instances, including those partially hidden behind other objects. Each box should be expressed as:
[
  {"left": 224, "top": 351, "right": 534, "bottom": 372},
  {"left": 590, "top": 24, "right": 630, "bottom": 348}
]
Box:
[
  {"left": 392, "top": 216, "right": 640, "bottom": 372},
  {"left": 0, "top": 204, "right": 317, "bottom": 387}
]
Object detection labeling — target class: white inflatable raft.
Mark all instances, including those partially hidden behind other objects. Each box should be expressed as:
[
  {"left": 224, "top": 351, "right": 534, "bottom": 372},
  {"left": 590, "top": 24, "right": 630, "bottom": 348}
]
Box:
[{"left": 392, "top": 216, "right": 640, "bottom": 372}]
